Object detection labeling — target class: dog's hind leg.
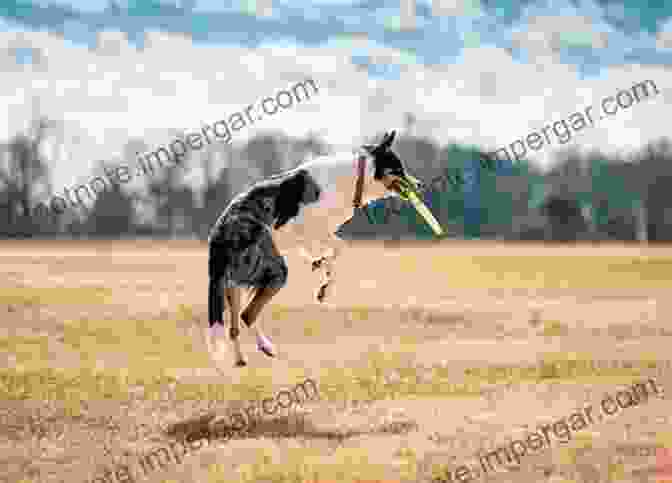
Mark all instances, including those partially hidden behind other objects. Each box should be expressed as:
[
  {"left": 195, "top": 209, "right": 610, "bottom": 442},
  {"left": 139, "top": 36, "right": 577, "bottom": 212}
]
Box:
[
  {"left": 240, "top": 234, "right": 286, "bottom": 357},
  {"left": 225, "top": 287, "right": 247, "bottom": 367},
  {"left": 241, "top": 286, "right": 280, "bottom": 357}
]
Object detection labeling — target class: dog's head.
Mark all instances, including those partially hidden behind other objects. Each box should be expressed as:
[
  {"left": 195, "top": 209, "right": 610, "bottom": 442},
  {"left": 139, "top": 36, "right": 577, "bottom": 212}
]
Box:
[
  {"left": 361, "top": 130, "right": 395, "bottom": 154},
  {"left": 359, "top": 130, "right": 405, "bottom": 180}
]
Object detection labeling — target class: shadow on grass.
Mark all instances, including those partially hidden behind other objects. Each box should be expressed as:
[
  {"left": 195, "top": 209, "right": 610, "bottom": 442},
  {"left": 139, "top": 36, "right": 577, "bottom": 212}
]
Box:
[{"left": 164, "top": 407, "right": 419, "bottom": 446}]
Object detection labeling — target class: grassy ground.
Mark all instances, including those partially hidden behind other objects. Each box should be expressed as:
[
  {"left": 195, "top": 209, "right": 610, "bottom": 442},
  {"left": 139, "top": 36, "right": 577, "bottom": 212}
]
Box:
[{"left": 0, "top": 241, "right": 671, "bottom": 483}]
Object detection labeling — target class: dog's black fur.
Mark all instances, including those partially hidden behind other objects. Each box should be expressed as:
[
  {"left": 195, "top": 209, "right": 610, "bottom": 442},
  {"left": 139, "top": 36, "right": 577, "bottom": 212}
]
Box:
[
  {"left": 275, "top": 169, "right": 321, "bottom": 229},
  {"left": 248, "top": 168, "right": 321, "bottom": 230},
  {"left": 207, "top": 168, "right": 320, "bottom": 327}
]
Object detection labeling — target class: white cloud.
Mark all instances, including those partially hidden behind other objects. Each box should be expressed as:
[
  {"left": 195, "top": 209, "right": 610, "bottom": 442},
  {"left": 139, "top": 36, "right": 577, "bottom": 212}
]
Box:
[
  {"left": 430, "top": 0, "right": 483, "bottom": 18},
  {"left": 511, "top": 14, "right": 610, "bottom": 57},
  {"left": 0, "top": 27, "right": 668, "bottom": 195},
  {"left": 655, "top": 29, "right": 672, "bottom": 51},
  {"left": 289, "top": 0, "right": 358, "bottom": 3}
]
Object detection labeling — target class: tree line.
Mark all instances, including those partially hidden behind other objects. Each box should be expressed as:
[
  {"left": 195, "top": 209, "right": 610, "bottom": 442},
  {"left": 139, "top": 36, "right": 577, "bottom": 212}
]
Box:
[{"left": 1, "top": 114, "right": 670, "bottom": 242}]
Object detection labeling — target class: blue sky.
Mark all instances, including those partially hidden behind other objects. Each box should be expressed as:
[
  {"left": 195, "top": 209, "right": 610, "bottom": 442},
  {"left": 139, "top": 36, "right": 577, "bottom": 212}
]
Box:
[
  {"left": 4, "top": 0, "right": 672, "bottom": 72},
  {"left": 0, "top": 0, "right": 669, "bottom": 192}
]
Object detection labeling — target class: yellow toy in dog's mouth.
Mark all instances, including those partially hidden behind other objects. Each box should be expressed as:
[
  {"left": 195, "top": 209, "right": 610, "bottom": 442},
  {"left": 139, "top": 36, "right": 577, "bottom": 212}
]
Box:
[{"left": 395, "top": 174, "right": 425, "bottom": 201}]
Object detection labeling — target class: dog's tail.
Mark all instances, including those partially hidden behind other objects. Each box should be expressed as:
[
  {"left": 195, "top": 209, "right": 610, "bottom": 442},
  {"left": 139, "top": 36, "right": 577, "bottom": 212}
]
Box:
[
  {"left": 208, "top": 276, "right": 224, "bottom": 327},
  {"left": 208, "top": 244, "right": 231, "bottom": 326}
]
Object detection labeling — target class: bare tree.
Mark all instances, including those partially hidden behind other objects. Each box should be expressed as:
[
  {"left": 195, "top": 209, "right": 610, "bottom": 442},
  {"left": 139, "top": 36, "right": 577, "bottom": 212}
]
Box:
[
  {"left": 0, "top": 115, "right": 55, "bottom": 237},
  {"left": 635, "top": 139, "right": 672, "bottom": 242}
]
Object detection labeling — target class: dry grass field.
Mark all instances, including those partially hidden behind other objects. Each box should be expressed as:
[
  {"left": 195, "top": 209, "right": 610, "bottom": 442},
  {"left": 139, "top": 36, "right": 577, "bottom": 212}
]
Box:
[{"left": 1, "top": 239, "right": 672, "bottom": 483}]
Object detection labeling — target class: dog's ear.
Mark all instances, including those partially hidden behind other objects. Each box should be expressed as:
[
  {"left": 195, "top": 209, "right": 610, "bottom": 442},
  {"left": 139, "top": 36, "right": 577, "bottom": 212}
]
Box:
[
  {"left": 380, "top": 131, "right": 391, "bottom": 146},
  {"left": 381, "top": 130, "right": 396, "bottom": 149}
]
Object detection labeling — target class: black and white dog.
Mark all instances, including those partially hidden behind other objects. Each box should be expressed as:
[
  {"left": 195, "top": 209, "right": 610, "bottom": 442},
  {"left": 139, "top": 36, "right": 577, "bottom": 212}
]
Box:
[{"left": 206, "top": 131, "right": 410, "bottom": 367}]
